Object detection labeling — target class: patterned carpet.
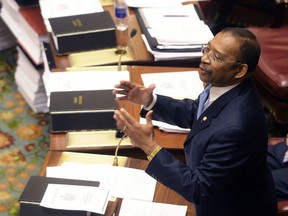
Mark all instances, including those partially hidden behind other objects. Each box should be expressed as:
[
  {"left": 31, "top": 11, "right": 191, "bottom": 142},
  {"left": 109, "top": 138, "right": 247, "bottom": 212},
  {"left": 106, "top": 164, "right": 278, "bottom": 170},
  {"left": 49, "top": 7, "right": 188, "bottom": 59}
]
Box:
[{"left": 0, "top": 48, "right": 50, "bottom": 216}]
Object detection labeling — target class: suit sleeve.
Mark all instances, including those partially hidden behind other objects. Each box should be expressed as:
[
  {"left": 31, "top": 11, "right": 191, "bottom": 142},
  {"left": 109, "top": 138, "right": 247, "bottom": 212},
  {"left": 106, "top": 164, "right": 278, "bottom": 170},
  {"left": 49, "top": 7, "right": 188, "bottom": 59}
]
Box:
[
  {"left": 146, "top": 127, "right": 260, "bottom": 204},
  {"left": 140, "top": 94, "right": 199, "bottom": 129}
]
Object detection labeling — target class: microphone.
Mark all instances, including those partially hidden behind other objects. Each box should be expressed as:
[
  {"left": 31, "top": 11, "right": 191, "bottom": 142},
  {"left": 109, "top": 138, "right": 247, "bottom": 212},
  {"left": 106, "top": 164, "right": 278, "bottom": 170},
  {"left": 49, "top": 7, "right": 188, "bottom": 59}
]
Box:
[
  {"left": 115, "top": 28, "right": 137, "bottom": 71},
  {"left": 113, "top": 29, "right": 137, "bottom": 166},
  {"left": 113, "top": 131, "right": 127, "bottom": 166}
]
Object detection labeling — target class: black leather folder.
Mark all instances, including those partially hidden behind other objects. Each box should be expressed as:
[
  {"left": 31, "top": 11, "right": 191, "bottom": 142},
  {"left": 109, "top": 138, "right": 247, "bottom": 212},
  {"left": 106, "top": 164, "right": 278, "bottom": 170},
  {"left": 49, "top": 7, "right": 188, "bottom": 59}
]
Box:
[{"left": 19, "top": 176, "right": 100, "bottom": 216}]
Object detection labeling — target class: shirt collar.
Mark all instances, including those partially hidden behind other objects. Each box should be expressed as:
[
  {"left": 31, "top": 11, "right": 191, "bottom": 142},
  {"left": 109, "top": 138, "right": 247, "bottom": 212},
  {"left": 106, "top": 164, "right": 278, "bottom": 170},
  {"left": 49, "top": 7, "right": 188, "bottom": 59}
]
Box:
[{"left": 209, "top": 83, "right": 239, "bottom": 102}]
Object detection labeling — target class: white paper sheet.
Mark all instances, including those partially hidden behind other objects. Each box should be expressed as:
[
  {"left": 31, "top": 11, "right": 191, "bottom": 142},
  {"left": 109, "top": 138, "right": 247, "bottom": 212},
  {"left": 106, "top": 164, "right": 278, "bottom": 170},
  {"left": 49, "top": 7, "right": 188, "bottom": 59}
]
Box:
[
  {"left": 46, "top": 162, "right": 157, "bottom": 202},
  {"left": 141, "top": 71, "right": 203, "bottom": 100},
  {"left": 46, "top": 70, "right": 129, "bottom": 95},
  {"left": 119, "top": 198, "right": 187, "bottom": 216},
  {"left": 40, "top": 184, "right": 109, "bottom": 214},
  {"left": 126, "top": 0, "right": 182, "bottom": 8},
  {"left": 140, "top": 71, "right": 203, "bottom": 132}
]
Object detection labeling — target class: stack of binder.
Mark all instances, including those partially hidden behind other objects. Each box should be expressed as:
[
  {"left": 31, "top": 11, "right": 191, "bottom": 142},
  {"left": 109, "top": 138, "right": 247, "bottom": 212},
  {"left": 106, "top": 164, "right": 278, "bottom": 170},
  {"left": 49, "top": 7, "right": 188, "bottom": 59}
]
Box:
[{"left": 135, "top": 5, "right": 214, "bottom": 61}]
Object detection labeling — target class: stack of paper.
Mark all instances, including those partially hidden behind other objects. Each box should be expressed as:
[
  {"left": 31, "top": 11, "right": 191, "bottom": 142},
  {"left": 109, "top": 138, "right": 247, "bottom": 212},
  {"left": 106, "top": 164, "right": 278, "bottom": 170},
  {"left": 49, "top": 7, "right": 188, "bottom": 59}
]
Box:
[
  {"left": 135, "top": 5, "right": 214, "bottom": 61},
  {"left": 1, "top": 0, "right": 48, "bottom": 65},
  {"left": 14, "top": 47, "right": 49, "bottom": 113}
]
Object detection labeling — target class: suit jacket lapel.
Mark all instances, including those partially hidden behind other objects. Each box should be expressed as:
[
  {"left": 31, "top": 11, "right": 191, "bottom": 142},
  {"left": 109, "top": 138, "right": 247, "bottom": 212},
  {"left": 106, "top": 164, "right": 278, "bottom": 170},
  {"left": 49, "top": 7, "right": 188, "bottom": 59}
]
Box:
[{"left": 185, "top": 78, "right": 252, "bottom": 142}]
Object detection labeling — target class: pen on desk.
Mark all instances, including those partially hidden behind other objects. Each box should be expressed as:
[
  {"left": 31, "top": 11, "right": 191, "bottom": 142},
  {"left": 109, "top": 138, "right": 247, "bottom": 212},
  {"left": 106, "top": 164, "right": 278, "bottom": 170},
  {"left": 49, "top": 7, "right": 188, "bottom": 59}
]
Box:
[{"left": 163, "top": 15, "right": 189, "bottom": 17}]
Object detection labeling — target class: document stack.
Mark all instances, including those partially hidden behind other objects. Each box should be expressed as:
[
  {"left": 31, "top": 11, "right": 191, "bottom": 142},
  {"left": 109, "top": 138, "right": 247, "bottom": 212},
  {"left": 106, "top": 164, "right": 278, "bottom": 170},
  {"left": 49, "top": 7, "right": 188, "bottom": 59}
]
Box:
[
  {"left": 1, "top": 0, "right": 50, "bottom": 113},
  {"left": 14, "top": 47, "right": 49, "bottom": 113},
  {"left": 1, "top": 0, "right": 48, "bottom": 65},
  {"left": 135, "top": 4, "right": 214, "bottom": 61}
]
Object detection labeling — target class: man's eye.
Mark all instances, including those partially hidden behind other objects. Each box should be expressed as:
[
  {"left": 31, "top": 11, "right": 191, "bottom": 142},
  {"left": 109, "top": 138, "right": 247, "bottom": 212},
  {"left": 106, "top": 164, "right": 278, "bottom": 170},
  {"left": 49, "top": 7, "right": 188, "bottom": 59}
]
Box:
[{"left": 213, "top": 54, "right": 221, "bottom": 62}]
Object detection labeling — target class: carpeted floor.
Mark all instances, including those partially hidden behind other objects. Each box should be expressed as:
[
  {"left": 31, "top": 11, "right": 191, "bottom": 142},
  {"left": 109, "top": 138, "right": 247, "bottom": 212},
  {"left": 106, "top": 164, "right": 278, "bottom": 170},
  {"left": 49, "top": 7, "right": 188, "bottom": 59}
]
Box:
[{"left": 0, "top": 47, "right": 50, "bottom": 216}]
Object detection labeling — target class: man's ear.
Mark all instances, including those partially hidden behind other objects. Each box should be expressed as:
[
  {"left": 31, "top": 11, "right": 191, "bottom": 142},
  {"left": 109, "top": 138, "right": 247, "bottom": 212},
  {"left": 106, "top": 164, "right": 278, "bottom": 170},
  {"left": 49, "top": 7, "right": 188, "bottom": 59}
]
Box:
[{"left": 235, "top": 63, "right": 248, "bottom": 79}]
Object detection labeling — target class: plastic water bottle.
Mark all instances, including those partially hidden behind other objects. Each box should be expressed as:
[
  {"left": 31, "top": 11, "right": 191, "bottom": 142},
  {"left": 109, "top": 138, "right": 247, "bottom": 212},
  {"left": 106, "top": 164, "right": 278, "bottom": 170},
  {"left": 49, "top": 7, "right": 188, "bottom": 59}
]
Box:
[{"left": 114, "top": 0, "right": 128, "bottom": 31}]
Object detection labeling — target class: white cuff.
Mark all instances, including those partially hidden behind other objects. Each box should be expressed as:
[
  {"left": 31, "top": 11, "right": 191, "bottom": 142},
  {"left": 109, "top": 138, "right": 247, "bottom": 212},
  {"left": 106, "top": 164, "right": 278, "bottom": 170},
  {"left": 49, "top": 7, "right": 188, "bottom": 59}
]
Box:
[
  {"left": 283, "top": 150, "right": 288, "bottom": 163},
  {"left": 143, "top": 94, "right": 157, "bottom": 110}
]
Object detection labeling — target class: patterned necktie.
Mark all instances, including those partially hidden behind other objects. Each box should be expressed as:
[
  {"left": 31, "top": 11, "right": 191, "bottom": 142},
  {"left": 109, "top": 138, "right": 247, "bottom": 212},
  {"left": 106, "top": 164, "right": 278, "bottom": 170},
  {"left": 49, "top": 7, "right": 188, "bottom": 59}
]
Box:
[{"left": 197, "top": 85, "right": 211, "bottom": 119}]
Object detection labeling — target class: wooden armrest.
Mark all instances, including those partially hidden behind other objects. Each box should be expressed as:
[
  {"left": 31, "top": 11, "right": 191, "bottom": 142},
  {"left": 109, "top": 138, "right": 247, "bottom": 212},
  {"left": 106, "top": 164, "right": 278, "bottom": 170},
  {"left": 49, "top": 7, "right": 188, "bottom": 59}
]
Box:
[
  {"left": 268, "top": 137, "right": 285, "bottom": 145},
  {"left": 278, "top": 200, "right": 288, "bottom": 213},
  {"left": 275, "top": 0, "right": 288, "bottom": 5}
]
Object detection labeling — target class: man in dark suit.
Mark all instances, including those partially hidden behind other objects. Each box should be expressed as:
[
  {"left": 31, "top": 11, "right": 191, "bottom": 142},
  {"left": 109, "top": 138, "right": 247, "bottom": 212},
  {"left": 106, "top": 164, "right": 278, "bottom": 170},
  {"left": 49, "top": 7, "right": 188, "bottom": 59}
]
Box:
[
  {"left": 268, "top": 136, "right": 288, "bottom": 201},
  {"left": 113, "top": 28, "right": 277, "bottom": 216}
]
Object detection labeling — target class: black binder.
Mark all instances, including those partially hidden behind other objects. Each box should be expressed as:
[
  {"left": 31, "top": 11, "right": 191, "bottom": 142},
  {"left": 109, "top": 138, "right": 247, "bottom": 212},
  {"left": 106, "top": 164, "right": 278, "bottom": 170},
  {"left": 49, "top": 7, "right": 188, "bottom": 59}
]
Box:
[{"left": 134, "top": 5, "right": 204, "bottom": 53}]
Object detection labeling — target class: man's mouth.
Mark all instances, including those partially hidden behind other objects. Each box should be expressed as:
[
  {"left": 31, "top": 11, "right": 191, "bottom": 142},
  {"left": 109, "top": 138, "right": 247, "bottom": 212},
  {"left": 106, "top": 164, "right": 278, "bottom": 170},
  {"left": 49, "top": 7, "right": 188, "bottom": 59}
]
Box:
[{"left": 199, "top": 64, "right": 207, "bottom": 73}]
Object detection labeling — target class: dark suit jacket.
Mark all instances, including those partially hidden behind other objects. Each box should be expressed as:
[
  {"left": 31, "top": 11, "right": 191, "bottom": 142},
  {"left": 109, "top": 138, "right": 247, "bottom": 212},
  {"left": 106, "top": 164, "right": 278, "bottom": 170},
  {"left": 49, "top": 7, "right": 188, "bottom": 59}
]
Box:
[
  {"left": 142, "top": 78, "right": 277, "bottom": 216},
  {"left": 267, "top": 140, "right": 288, "bottom": 200}
]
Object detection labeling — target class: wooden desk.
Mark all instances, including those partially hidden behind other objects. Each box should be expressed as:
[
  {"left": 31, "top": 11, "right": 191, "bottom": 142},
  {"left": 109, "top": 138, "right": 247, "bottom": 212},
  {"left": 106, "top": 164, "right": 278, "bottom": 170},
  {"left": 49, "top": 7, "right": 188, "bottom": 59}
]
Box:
[
  {"left": 49, "top": 5, "right": 202, "bottom": 70},
  {"left": 49, "top": 6, "right": 152, "bottom": 69},
  {"left": 49, "top": 66, "right": 202, "bottom": 160},
  {"left": 39, "top": 151, "right": 196, "bottom": 216}
]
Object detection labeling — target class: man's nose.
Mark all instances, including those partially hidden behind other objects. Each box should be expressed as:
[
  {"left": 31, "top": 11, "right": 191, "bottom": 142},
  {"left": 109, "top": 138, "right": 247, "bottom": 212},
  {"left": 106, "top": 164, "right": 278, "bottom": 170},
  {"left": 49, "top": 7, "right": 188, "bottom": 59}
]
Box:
[{"left": 201, "top": 52, "right": 211, "bottom": 63}]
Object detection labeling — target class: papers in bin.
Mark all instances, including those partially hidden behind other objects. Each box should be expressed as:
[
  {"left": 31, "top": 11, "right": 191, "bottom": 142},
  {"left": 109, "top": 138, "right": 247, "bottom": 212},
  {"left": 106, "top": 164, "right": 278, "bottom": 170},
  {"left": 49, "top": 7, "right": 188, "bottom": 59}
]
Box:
[
  {"left": 140, "top": 5, "right": 212, "bottom": 45},
  {"left": 138, "top": 4, "right": 214, "bottom": 61},
  {"left": 142, "top": 34, "right": 202, "bottom": 61}
]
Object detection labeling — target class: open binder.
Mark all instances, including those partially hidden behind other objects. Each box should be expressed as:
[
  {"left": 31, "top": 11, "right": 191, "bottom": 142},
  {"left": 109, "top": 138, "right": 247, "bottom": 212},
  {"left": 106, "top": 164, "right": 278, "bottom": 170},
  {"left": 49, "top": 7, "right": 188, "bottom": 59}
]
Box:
[{"left": 135, "top": 4, "right": 211, "bottom": 53}]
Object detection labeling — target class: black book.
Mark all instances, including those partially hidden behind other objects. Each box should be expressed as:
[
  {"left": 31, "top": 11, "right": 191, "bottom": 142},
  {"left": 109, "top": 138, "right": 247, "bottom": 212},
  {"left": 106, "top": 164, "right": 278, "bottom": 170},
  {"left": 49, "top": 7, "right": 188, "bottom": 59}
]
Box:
[
  {"left": 49, "top": 90, "right": 116, "bottom": 112},
  {"left": 49, "top": 90, "right": 116, "bottom": 132},
  {"left": 49, "top": 11, "right": 117, "bottom": 55},
  {"left": 19, "top": 176, "right": 100, "bottom": 216}
]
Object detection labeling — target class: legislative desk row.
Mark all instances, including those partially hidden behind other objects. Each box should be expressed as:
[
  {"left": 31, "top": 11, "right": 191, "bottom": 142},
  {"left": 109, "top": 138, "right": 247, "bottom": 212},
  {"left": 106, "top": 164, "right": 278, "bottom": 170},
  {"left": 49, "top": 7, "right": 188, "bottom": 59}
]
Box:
[
  {"left": 41, "top": 64, "right": 288, "bottom": 215},
  {"left": 49, "top": 3, "right": 202, "bottom": 70},
  {"left": 41, "top": 66, "right": 199, "bottom": 216},
  {"left": 49, "top": 66, "right": 197, "bottom": 159},
  {"left": 42, "top": 2, "right": 203, "bottom": 215}
]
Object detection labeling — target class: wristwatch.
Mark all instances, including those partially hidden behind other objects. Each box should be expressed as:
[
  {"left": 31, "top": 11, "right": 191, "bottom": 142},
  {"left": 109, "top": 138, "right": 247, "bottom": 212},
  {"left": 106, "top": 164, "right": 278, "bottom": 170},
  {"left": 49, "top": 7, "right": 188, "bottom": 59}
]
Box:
[{"left": 147, "top": 145, "right": 162, "bottom": 161}]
